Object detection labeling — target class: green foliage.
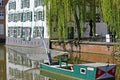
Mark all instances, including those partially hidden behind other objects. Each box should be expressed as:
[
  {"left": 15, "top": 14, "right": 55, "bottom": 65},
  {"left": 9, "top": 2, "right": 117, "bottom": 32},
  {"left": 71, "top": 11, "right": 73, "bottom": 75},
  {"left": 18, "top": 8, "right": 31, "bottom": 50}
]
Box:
[
  {"left": 100, "top": 0, "right": 120, "bottom": 38},
  {"left": 45, "top": 0, "right": 120, "bottom": 41},
  {"left": 44, "top": 0, "right": 100, "bottom": 41},
  {"left": 44, "top": 0, "right": 90, "bottom": 41},
  {"left": 116, "top": 65, "right": 120, "bottom": 79}
]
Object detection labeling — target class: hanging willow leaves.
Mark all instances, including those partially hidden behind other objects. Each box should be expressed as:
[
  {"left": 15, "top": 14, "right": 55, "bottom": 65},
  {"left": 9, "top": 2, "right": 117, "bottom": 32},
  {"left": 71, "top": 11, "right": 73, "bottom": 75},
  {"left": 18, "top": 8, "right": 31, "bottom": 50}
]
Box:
[
  {"left": 44, "top": 0, "right": 97, "bottom": 41},
  {"left": 44, "top": 0, "right": 67, "bottom": 41},
  {"left": 100, "top": 0, "right": 120, "bottom": 39},
  {"left": 57, "top": 3, "right": 64, "bottom": 40}
]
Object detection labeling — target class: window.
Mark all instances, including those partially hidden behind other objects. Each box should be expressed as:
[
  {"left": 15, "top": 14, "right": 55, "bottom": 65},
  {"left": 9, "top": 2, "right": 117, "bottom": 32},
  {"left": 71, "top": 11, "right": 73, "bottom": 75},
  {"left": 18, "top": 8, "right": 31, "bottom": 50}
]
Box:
[
  {"left": 8, "top": 14, "right": 15, "bottom": 22},
  {"left": 21, "top": 27, "right": 31, "bottom": 41},
  {"left": 8, "top": 27, "right": 14, "bottom": 37},
  {"left": 0, "top": 10, "right": 4, "bottom": 20},
  {"left": 14, "top": 13, "right": 17, "bottom": 22},
  {"left": 8, "top": 27, "right": 18, "bottom": 37},
  {"left": 22, "top": 13, "right": 26, "bottom": 22},
  {"left": 9, "top": 1, "right": 16, "bottom": 10},
  {"left": 33, "top": 26, "right": 44, "bottom": 38},
  {"left": 0, "top": 0, "right": 4, "bottom": 6},
  {"left": 21, "top": 0, "right": 30, "bottom": 9},
  {"left": 13, "top": 27, "right": 17, "bottom": 38},
  {"left": 34, "top": 0, "right": 43, "bottom": 7},
  {"left": 17, "top": 27, "right": 21, "bottom": 37},
  {"left": 80, "top": 68, "right": 86, "bottom": 74},
  {"left": 38, "top": 11, "right": 44, "bottom": 21},
  {"left": 26, "top": 12, "right": 32, "bottom": 21},
  {"left": 34, "top": 11, "right": 44, "bottom": 21},
  {"left": 8, "top": 27, "right": 17, "bottom": 38},
  {"left": 22, "top": 12, "right": 32, "bottom": 22},
  {"left": 0, "top": 24, "right": 4, "bottom": 35}
]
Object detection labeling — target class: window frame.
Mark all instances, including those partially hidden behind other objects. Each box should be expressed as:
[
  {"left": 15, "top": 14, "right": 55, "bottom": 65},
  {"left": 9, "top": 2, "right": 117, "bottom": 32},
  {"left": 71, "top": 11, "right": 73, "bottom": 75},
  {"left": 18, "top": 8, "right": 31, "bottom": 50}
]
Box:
[{"left": 21, "top": 0, "right": 30, "bottom": 9}]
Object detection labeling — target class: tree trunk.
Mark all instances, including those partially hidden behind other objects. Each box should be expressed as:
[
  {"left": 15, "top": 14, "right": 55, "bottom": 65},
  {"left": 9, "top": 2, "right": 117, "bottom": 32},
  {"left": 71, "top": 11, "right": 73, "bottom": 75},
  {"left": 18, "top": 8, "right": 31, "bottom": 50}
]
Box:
[{"left": 74, "top": 10, "right": 81, "bottom": 40}]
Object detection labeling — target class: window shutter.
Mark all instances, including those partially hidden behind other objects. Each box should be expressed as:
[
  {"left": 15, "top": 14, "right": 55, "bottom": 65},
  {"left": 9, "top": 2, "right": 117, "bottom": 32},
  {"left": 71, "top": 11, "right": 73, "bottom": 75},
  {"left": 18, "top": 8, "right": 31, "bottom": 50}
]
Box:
[
  {"left": 23, "top": 13, "right": 26, "bottom": 22},
  {"left": 21, "top": 13, "right": 23, "bottom": 22},
  {"left": 21, "top": 0, "right": 23, "bottom": 9},
  {"left": 11, "top": 14, "right": 12, "bottom": 21},
  {"left": 40, "top": 11, "right": 42, "bottom": 20},
  {"left": 14, "top": 13, "right": 17, "bottom": 22},
  {"left": 8, "top": 14, "right": 10, "bottom": 22},
  {"left": 30, "top": 12, "right": 32, "bottom": 21},
  {"left": 14, "top": 2, "right": 16, "bottom": 10},
  {"left": 41, "top": 27, "right": 44, "bottom": 37}
]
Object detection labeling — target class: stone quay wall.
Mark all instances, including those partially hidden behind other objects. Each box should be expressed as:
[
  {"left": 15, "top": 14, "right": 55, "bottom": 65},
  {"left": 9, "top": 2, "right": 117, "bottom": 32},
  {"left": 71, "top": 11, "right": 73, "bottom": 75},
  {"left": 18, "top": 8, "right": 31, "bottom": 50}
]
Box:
[{"left": 50, "top": 40, "right": 116, "bottom": 63}]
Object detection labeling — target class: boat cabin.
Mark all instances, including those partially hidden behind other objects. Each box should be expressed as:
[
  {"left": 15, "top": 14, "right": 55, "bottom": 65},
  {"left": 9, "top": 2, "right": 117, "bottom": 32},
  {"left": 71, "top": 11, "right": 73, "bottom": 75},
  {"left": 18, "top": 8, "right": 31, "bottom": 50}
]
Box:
[{"left": 73, "top": 63, "right": 116, "bottom": 80}]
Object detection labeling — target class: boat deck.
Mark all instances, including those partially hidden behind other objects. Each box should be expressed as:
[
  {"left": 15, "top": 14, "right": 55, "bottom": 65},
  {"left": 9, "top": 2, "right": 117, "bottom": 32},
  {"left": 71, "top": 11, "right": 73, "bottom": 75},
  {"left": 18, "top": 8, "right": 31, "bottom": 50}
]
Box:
[
  {"left": 46, "top": 63, "right": 73, "bottom": 71},
  {"left": 77, "top": 62, "right": 115, "bottom": 67}
]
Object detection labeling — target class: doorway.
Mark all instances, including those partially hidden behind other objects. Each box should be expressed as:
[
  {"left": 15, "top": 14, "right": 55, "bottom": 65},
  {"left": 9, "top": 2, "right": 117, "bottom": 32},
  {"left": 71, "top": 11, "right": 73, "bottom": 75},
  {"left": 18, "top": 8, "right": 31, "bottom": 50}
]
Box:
[{"left": 68, "top": 27, "right": 74, "bottom": 39}]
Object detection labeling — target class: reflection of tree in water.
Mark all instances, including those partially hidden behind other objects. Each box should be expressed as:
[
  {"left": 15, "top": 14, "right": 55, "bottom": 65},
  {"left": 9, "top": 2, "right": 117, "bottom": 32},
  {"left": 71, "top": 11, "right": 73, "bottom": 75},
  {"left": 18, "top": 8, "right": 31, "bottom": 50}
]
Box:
[
  {"left": 112, "top": 50, "right": 120, "bottom": 79},
  {"left": 68, "top": 41, "right": 81, "bottom": 64},
  {"left": 112, "top": 50, "right": 120, "bottom": 64}
]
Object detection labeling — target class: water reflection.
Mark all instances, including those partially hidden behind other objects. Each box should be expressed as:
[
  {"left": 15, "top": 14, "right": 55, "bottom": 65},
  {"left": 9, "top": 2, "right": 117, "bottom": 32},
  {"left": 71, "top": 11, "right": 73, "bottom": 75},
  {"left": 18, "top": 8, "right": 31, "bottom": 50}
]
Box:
[
  {"left": 0, "top": 44, "right": 78, "bottom": 80},
  {"left": 6, "top": 45, "right": 57, "bottom": 80},
  {"left": 0, "top": 45, "right": 6, "bottom": 80}
]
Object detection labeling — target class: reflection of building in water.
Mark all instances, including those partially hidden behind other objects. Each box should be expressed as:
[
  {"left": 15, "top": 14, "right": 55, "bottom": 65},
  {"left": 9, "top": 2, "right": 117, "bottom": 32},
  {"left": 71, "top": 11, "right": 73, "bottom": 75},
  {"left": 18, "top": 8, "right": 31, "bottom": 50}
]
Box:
[
  {"left": 6, "top": 47, "right": 46, "bottom": 80},
  {"left": 0, "top": 46, "right": 6, "bottom": 80},
  {"left": 6, "top": 45, "right": 61, "bottom": 80}
]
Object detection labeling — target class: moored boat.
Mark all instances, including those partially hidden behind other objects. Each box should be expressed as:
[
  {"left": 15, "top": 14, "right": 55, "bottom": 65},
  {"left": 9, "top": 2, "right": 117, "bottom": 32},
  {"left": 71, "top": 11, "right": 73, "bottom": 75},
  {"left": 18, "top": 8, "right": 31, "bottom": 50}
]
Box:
[{"left": 40, "top": 52, "right": 116, "bottom": 80}]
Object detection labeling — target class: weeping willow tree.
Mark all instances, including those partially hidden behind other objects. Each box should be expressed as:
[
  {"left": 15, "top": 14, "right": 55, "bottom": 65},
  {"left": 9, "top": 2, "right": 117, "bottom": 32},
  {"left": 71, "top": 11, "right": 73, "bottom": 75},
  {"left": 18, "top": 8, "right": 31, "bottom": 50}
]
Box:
[
  {"left": 44, "top": 0, "right": 99, "bottom": 41},
  {"left": 101, "top": 0, "right": 120, "bottom": 39},
  {"left": 86, "top": 0, "right": 96, "bottom": 36},
  {"left": 44, "top": 0, "right": 88, "bottom": 41},
  {"left": 44, "top": 0, "right": 67, "bottom": 41},
  {"left": 101, "top": 1, "right": 120, "bottom": 78}
]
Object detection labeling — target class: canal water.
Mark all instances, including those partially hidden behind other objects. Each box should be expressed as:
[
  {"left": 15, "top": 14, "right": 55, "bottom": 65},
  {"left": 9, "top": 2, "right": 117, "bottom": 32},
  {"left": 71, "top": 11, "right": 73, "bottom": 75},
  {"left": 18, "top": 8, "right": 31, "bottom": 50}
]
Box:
[
  {"left": 0, "top": 44, "right": 80, "bottom": 80},
  {"left": 1, "top": 44, "right": 120, "bottom": 80}
]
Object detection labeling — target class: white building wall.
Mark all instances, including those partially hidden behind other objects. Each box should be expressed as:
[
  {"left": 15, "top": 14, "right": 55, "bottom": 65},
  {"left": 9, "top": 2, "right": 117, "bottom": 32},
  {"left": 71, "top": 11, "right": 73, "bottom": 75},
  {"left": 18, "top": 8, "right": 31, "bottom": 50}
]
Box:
[
  {"left": 6, "top": 0, "right": 49, "bottom": 47},
  {"left": 81, "top": 22, "right": 108, "bottom": 38},
  {"left": 6, "top": 2, "right": 8, "bottom": 37},
  {"left": 6, "top": 0, "right": 48, "bottom": 38},
  {"left": 96, "top": 23, "right": 108, "bottom": 37}
]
